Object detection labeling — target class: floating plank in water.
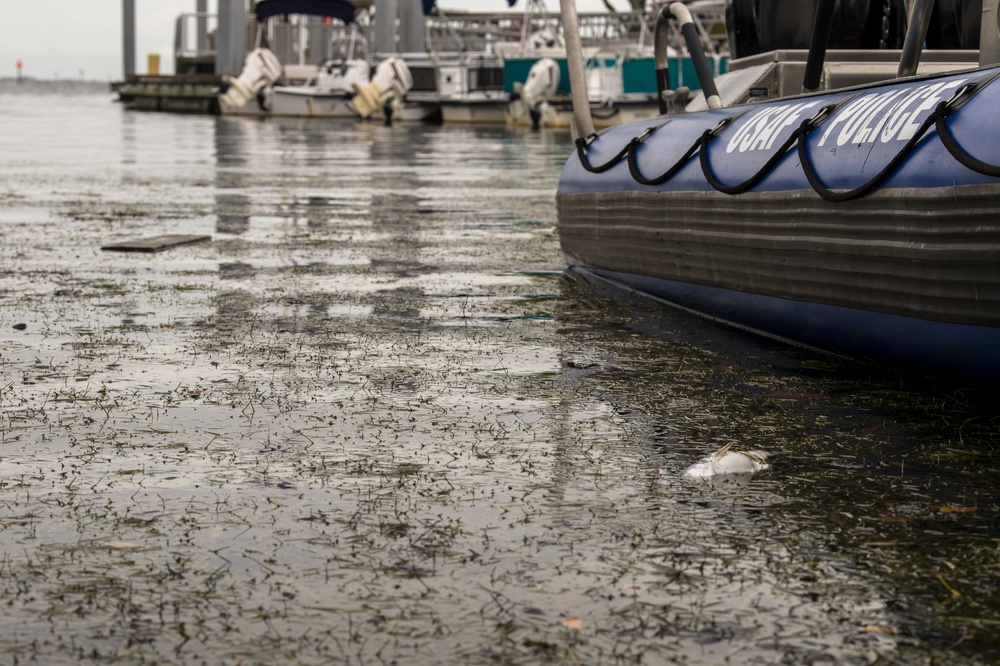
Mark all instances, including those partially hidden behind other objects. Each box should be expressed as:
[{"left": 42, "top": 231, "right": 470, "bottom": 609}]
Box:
[{"left": 101, "top": 234, "right": 211, "bottom": 253}]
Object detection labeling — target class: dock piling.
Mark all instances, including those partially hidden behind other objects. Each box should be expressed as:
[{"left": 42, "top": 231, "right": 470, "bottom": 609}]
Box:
[{"left": 123, "top": 0, "right": 135, "bottom": 77}]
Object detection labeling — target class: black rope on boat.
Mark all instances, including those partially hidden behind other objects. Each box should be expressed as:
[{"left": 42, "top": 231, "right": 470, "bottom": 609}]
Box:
[
  {"left": 700, "top": 125, "right": 804, "bottom": 195},
  {"left": 796, "top": 77, "right": 998, "bottom": 202},
  {"left": 627, "top": 125, "right": 705, "bottom": 186},
  {"left": 934, "top": 71, "right": 1000, "bottom": 178},
  {"left": 797, "top": 110, "right": 939, "bottom": 202},
  {"left": 574, "top": 133, "right": 631, "bottom": 174},
  {"left": 627, "top": 114, "right": 750, "bottom": 186},
  {"left": 697, "top": 104, "right": 839, "bottom": 195},
  {"left": 936, "top": 109, "right": 1000, "bottom": 178},
  {"left": 931, "top": 72, "right": 1000, "bottom": 178},
  {"left": 575, "top": 120, "right": 674, "bottom": 174},
  {"left": 574, "top": 71, "right": 1000, "bottom": 197}
]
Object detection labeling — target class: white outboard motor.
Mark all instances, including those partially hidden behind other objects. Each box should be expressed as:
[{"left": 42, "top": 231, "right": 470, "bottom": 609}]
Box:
[
  {"left": 316, "top": 58, "right": 370, "bottom": 94},
  {"left": 350, "top": 58, "right": 413, "bottom": 121},
  {"left": 510, "top": 57, "right": 560, "bottom": 130},
  {"left": 220, "top": 48, "right": 283, "bottom": 111}
]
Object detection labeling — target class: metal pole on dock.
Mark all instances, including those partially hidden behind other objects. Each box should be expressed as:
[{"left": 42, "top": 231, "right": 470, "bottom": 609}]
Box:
[
  {"left": 309, "top": 15, "right": 331, "bottom": 63},
  {"left": 982, "top": 0, "right": 1000, "bottom": 66},
  {"left": 398, "top": 0, "right": 426, "bottom": 54},
  {"left": 559, "top": 0, "right": 595, "bottom": 139},
  {"left": 123, "top": 0, "right": 136, "bottom": 77},
  {"left": 196, "top": 0, "right": 208, "bottom": 54},
  {"left": 216, "top": 0, "right": 248, "bottom": 76},
  {"left": 375, "top": 0, "right": 399, "bottom": 54}
]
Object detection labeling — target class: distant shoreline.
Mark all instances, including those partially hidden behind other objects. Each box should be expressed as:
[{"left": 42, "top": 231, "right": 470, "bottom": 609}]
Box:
[{"left": 0, "top": 76, "right": 119, "bottom": 84}]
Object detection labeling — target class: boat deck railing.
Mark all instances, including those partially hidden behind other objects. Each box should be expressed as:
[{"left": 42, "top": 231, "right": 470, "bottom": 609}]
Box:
[
  {"left": 174, "top": 12, "right": 218, "bottom": 74},
  {"left": 171, "top": 7, "right": 732, "bottom": 76},
  {"left": 731, "top": 48, "right": 981, "bottom": 95},
  {"left": 680, "top": 47, "right": 981, "bottom": 111},
  {"left": 424, "top": 10, "right": 727, "bottom": 58}
]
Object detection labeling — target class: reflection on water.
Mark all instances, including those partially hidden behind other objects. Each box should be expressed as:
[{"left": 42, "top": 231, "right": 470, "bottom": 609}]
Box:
[
  {"left": 0, "top": 82, "right": 997, "bottom": 666},
  {"left": 214, "top": 193, "right": 251, "bottom": 235}
]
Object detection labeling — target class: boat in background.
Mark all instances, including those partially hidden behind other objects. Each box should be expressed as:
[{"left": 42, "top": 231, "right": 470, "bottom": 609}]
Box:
[
  {"left": 137, "top": 0, "right": 730, "bottom": 127},
  {"left": 556, "top": 0, "right": 1000, "bottom": 384},
  {"left": 363, "top": 53, "right": 442, "bottom": 123},
  {"left": 437, "top": 1, "right": 730, "bottom": 128},
  {"left": 497, "top": 38, "right": 672, "bottom": 129},
  {"left": 438, "top": 53, "right": 509, "bottom": 124},
  {"left": 219, "top": 51, "right": 369, "bottom": 118},
  {"left": 218, "top": 0, "right": 415, "bottom": 121},
  {"left": 504, "top": 1, "right": 729, "bottom": 129}
]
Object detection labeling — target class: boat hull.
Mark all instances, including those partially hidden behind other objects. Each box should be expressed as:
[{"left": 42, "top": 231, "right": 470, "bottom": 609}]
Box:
[
  {"left": 220, "top": 90, "right": 440, "bottom": 123},
  {"left": 440, "top": 96, "right": 509, "bottom": 124},
  {"left": 566, "top": 263, "right": 1000, "bottom": 383},
  {"left": 522, "top": 98, "right": 661, "bottom": 129},
  {"left": 440, "top": 97, "right": 661, "bottom": 128},
  {"left": 219, "top": 87, "right": 356, "bottom": 118},
  {"left": 557, "top": 66, "right": 1000, "bottom": 383}
]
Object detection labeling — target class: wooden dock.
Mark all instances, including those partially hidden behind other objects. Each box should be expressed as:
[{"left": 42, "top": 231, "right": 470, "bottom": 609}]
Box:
[{"left": 113, "top": 75, "right": 222, "bottom": 114}]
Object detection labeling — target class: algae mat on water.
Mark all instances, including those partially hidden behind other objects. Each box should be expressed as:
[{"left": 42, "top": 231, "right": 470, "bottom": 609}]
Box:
[{"left": 1, "top": 82, "right": 1000, "bottom": 665}]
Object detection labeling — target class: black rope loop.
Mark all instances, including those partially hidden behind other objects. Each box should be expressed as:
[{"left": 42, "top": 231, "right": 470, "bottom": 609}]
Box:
[
  {"left": 698, "top": 102, "right": 842, "bottom": 196},
  {"left": 627, "top": 130, "right": 707, "bottom": 186},
  {"left": 574, "top": 133, "right": 630, "bottom": 174},
  {"left": 797, "top": 106, "right": 942, "bottom": 202},
  {"left": 625, "top": 115, "right": 741, "bottom": 187},
  {"left": 573, "top": 71, "right": 1000, "bottom": 198},
  {"left": 935, "top": 101, "right": 1000, "bottom": 178},
  {"left": 700, "top": 125, "right": 804, "bottom": 195}
]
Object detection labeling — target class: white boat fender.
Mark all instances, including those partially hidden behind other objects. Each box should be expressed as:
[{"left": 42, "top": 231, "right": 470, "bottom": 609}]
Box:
[
  {"left": 220, "top": 48, "right": 283, "bottom": 111},
  {"left": 511, "top": 57, "right": 560, "bottom": 130},
  {"left": 350, "top": 58, "right": 414, "bottom": 120},
  {"left": 682, "top": 443, "right": 770, "bottom": 479}
]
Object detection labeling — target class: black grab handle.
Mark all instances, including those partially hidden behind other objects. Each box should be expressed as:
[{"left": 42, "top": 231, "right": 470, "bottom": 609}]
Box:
[{"left": 654, "top": 4, "right": 721, "bottom": 113}]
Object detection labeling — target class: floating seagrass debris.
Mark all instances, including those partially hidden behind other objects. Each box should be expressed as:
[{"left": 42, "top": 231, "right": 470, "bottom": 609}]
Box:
[{"left": 101, "top": 234, "right": 211, "bottom": 252}]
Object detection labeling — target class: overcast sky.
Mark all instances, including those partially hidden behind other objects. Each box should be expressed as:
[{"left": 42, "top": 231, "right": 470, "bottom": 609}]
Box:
[{"left": 1, "top": 1, "right": 621, "bottom": 81}]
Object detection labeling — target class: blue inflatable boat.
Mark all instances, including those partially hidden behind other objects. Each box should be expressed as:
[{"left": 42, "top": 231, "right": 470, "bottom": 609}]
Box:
[{"left": 557, "top": 1, "right": 1000, "bottom": 384}]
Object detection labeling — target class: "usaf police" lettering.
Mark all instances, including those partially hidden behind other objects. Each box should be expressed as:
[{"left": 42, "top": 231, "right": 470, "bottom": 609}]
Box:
[{"left": 725, "top": 78, "right": 968, "bottom": 154}]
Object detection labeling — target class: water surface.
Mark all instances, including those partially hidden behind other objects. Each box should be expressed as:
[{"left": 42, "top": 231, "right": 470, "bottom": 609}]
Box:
[{"left": 0, "top": 79, "right": 998, "bottom": 665}]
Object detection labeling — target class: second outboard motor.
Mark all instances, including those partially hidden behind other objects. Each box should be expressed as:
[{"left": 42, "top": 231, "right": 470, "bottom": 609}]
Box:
[
  {"left": 510, "top": 57, "right": 560, "bottom": 130},
  {"left": 219, "top": 48, "right": 283, "bottom": 111},
  {"left": 350, "top": 58, "right": 414, "bottom": 121}
]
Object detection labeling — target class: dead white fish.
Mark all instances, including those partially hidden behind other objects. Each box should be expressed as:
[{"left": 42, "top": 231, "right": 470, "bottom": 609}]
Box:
[{"left": 683, "top": 443, "right": 770, "bottom": 478}]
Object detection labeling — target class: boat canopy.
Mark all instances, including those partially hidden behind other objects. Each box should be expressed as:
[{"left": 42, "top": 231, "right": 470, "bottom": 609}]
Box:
[
  {"left": 422, "top": 0, "right": 517, "bottom": 13},
  {"left": 254, "top": 0, "right": 357, "bottom": 23}
]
